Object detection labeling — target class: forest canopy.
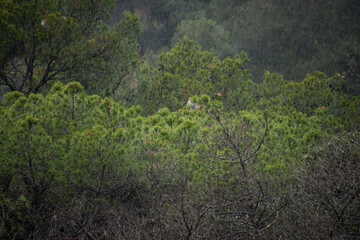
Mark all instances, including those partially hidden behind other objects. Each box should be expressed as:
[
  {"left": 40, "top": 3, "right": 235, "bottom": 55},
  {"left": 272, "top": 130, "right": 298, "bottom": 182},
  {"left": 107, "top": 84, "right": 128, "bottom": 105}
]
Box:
[
  {"left": 0, "top": 0, "right": 360, "bottom": 239},
  {"left": 112, "top": 0, "right": 360, "bottom": 94}
]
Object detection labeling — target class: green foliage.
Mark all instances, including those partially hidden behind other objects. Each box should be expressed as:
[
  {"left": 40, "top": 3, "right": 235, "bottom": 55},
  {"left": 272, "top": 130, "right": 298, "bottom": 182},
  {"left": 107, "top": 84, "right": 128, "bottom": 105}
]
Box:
[
  {"left": 1, "top": 5, "right": 359, "bottom": 235},
  {"left": 262, "top": 71, "right": 285, "bottom": 99},
  {"left": 110, "top": 0, "right": 360, "bottom": 91},
  {"left": 0, "top": 82, "right": 143, "bottom": 238},
  {"left": 280, "top": 71, "right": 343, "bottom": 115},
  {"left": 0, "top": 0, "right": 140, "bottom": 95},
  {"left": 171, "top": 12, "right": 231, "bottom": 58},
  {"left": 132, "top": 39, "right": 253, "bottom": 113},
  {"left": 0, "top": 75, "right": 358, "bottom": 238}
]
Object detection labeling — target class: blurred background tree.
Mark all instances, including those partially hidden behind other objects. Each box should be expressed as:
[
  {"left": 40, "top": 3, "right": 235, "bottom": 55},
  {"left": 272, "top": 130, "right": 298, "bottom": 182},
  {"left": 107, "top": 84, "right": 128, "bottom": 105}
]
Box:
[{"left": 110, "top": 0, "right": 360, "bottom": 94}]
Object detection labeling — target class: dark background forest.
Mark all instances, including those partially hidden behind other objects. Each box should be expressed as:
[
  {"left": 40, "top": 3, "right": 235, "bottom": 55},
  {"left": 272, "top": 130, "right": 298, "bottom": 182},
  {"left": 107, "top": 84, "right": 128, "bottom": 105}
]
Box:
[
  {"left": 0, "top": 0, "right": 360, "bottom": 239},
  {"left": 111, "top": 0, "right": 360, "bottom": 95}
]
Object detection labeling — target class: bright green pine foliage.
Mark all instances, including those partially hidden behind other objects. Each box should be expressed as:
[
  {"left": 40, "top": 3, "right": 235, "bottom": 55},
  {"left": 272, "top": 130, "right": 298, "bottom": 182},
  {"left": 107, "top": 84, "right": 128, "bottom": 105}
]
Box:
[
  {"left": 0, "top": 82, "right": 143, "bottom": 238},
  {"left": 1, "top": 1, "right": 359, "bottom": 238},
  {"left": 0, "top": 74, "right": 357, "bottom": 238},
  {"left": 134, "top": 39, "right": 254, "bottom": 113}
]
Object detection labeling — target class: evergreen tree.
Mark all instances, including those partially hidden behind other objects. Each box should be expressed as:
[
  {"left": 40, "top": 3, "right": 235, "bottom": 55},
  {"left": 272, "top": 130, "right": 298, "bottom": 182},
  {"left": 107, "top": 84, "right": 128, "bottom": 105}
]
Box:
[{"left": 0, "top": 0, "right": 140, "bottom": 95}]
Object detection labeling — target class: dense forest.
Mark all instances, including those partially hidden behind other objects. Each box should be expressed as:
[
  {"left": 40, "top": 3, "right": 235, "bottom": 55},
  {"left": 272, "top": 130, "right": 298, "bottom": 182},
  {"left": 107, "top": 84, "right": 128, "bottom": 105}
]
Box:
[
  {"left": 0, "top": 0, "right": 359, "bottom": 239},
  {"left": 111, "top": 0, "right": 360, "bottom": 94}
]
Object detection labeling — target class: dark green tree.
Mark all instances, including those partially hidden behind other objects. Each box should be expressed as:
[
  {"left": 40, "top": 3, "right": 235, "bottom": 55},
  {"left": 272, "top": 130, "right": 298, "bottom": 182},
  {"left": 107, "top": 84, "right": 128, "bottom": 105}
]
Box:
[
  {"left": 171, "top": 12, "right": 231, "bottom": 58},
  {"left": 0, "top": 0, "right": 140, "bottom": 95}
]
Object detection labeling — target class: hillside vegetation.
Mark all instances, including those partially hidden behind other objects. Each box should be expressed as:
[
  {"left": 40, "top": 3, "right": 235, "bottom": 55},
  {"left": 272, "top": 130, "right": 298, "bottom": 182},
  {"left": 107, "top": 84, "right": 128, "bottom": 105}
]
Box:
[{"left": 0, "top": 0, "right": 359, "bottom": 239}]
